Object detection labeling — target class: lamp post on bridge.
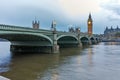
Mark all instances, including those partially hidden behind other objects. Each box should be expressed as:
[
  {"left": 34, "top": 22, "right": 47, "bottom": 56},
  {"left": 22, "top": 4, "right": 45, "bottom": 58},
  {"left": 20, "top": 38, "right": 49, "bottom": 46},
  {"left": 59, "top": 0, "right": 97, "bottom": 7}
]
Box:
[
  {"left": 51, "top": 20, "right": 56, "bottom": 33},
  {"left": 77, "top": 27, "right": 82, "bottom": 47},
  {"left": 51, "top": 20, "right": 59, "bottom": 53}
]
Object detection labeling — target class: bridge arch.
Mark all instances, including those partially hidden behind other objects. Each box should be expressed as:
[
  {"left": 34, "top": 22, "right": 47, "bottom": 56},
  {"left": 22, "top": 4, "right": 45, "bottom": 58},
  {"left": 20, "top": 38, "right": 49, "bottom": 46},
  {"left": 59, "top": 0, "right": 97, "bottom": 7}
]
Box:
[
  {"left": 57, "top": 35, "right": 78, "bottom": 41},
  {"left": 90, "top": 37, "right": 96, "bottom": 44},
  {"left": 0, "top": 32, "right": 53, "bottom": 46},
  {"left": 95, "top": 38, "right": 98, "bottom": 43},
  {"left": 57, "top": 35, "right": 78, "bottom": 47},
  {"left": 80, "top": 36, "right": 89, "bottom": 45}
]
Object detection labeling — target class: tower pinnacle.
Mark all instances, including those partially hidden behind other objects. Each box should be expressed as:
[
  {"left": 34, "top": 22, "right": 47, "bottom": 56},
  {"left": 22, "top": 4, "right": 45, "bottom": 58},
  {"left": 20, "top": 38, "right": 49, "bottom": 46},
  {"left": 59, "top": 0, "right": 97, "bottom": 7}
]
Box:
[
  {"left": 32, "top": 17, "right": 40, "bottom": 29},
  {"left": 88, "top": 13, "right": 92, "bottom": 21}
]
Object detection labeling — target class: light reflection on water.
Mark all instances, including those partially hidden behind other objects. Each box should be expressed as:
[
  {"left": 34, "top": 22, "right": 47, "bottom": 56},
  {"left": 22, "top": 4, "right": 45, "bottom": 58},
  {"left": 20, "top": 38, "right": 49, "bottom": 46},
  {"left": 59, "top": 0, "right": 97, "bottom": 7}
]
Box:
[
  {"left": 0, "top": 42, "right": 11, "bottom": 73},
  {"left": 0, "top": 42, "right": 120, "bottom": 80}
]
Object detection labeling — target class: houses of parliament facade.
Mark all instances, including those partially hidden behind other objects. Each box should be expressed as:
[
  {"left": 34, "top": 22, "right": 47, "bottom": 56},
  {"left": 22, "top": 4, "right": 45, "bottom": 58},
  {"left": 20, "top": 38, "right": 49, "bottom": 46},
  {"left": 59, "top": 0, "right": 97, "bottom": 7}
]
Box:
[
  {"left": 104, "top": 26, "right": 120, "bottom": 41},
  {"left": 69, "top": 13, "right": 93, "bottom": 36}
]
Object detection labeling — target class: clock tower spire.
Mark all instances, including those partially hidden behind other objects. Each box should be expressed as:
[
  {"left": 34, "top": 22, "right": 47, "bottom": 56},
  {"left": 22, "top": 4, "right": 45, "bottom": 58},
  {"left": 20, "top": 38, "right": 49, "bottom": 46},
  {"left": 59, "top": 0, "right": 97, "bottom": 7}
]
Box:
[{"left": 87, "top": 13, "right": 93, "bottom": 36}]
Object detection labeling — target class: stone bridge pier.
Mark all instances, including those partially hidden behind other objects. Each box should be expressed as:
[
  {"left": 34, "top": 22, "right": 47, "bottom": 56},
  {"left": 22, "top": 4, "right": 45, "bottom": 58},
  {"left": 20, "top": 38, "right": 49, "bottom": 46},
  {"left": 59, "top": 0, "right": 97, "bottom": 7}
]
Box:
[{"left": 52, "top": 31, "right": 59, "bottom": 53}]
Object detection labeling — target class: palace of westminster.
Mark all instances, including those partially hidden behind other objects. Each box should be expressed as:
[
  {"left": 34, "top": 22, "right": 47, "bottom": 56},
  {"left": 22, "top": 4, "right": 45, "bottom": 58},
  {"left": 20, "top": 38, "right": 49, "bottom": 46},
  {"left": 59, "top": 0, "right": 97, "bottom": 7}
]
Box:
[
  {"left": 32, "top": 13, "right": 93, "bottom": 36},
  {"left": 104, "top": 26, "right": 120, "bottom": 40},
  {"left": 32, "top": 12, "right": 120, "bottom": 42}
]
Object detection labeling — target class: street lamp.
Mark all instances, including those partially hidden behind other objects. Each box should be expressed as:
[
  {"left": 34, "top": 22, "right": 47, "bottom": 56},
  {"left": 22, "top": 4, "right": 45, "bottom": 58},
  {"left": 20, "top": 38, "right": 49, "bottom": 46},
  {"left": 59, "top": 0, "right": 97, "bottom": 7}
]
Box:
[{"left": 51, "top": 20, "right": 57, "bottom": 34}]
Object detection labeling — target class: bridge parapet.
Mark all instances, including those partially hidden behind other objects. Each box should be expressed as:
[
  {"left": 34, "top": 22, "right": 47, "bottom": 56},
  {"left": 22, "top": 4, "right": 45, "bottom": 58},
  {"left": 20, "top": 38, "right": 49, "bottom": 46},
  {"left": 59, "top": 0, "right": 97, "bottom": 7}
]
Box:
[
  {"left": 0, "top": 24, "right": 53, "bottom": 35},
  {"left": 57, "top": 31, "right": 77, "bottom": 36},
  {"left": 80, "top": 32, "right": 89, "bottom": 38},
  {"left": 0, "top": 24, "right": 90, "bottom": 38}
]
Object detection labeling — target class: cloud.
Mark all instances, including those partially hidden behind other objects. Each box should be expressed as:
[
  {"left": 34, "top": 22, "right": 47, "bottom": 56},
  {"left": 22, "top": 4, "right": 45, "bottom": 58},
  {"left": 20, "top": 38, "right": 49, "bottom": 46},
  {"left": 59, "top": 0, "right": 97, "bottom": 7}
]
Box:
[
  {"left": 101, "top": 0, "right": 120, "bottom": 21},
  {"left": 0, "top": 0, "right": 67, "bottom": 28},
  {"left": 0, "top": 5, "right": 76, "bottom": 31},
  {"left": 107, "top": 13, "right": 120, "bottom": 21},
  {"left": 58, "top": 0, "right": 100, "bottom": 18},
  {"left": 0, "top": 0, "right": 89, "bottom": 31},
  {"left": 0, "top": 0, "right": 103, "bottom": 33}
]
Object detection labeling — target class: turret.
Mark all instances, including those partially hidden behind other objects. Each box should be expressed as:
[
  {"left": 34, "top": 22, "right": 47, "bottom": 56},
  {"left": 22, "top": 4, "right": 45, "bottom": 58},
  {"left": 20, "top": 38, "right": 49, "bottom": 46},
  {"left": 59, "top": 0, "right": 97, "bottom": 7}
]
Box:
[
  {"left": 111, "top": 26, "right": 113, "bottom": 30},
  {"left": 105, "top": 26, "right": 108, "bottom": 30},
  {"left": 117, "top": 25, "right": 119, "bottom": 29},
  {"left": 32, "top": 20, "right": 40, "bottom": 29},
  {"left": 51, "top": 20, "right": 57, "bottom": 33}
]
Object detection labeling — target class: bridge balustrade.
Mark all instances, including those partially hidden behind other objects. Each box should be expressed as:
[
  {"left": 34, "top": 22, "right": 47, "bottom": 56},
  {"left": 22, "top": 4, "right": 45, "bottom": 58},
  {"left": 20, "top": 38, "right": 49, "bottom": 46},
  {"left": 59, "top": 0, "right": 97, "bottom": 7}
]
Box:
[
  {"left": 0, "top": 24, "right": 53, "bottom": 35},
  {"left": 0, "top": 24, "right": 91, "bottom": 39}
]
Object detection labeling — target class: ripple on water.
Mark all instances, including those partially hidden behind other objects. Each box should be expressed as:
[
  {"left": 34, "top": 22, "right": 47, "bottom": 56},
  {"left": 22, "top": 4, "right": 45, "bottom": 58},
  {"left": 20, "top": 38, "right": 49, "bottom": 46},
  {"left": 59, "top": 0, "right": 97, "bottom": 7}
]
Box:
[{"left": 0, "top": 42, "right": 120, "bottom": 80}]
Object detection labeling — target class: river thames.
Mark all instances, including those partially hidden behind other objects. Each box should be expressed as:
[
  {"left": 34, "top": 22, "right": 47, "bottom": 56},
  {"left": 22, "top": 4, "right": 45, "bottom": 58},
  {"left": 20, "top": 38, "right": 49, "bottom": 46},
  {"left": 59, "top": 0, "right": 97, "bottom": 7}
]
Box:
[{"left": 0, "top": 42, "right": 120, "bottom": 80}]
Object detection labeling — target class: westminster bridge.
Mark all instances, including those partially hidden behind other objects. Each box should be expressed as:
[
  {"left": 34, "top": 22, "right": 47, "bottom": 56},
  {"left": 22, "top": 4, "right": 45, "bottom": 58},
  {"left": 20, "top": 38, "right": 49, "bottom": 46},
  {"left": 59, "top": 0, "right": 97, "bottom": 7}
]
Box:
[{"left": 0, "top": 24, "right": 100, "bottom": 53}]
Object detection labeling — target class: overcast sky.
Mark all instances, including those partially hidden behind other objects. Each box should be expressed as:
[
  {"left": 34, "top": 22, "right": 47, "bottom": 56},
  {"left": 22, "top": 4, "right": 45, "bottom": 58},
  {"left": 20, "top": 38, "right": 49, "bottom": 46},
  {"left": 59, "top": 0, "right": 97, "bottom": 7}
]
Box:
[{"left": 0, "top": 0, "right": 120, "bottom": 34}]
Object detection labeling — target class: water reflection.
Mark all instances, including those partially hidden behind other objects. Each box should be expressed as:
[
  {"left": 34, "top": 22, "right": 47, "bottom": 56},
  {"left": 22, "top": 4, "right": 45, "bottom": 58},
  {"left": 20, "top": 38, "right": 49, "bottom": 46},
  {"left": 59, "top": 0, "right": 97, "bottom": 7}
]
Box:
[
  {"left": 88, "top": 47, "right": 93, "bottom": 65},
  {"left": 50, "top": 54, "right": 59, "bottom": 80},
  {"left": 0, "top": 42, "right": 11, "bottom": 73},
  {"left": 50, "top": 69, "right": 59, "bottom": 80},
  {"left": 0, "top": 42, "right": 120, "bottom": 80},
  {"left": 104, "top": 42, "right": 120, "bottom": 45}
]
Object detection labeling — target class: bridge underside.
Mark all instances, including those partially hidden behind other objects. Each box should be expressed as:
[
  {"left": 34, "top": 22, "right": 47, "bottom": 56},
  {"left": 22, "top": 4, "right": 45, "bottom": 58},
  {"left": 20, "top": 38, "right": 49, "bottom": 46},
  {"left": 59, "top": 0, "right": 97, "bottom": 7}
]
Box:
[
  {"left": 90, "top": 37, "right": 96, "bottom": 44},
  {"left": 57, "top": 36, "right": 78, "bottom": 48},
  {"left": 95, "top": 38, "right": 99, "bottom": 43},
  {"left": 0, "top": 34, "right": 52, "bottom": 46},
  {"left": 80, "top": 37, "right": 90, "bottom": 45},
  {"left": 0, "top": 34, "right": 53, "bottom": 53},
  {"left": 10, "top": 45, "right": 52, "bottom": 53}
]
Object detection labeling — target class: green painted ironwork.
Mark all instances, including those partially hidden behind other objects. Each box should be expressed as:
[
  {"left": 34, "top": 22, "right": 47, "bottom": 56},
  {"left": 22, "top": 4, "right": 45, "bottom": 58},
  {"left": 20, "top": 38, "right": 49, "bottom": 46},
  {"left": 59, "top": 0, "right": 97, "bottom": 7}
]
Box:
[{"left": 0, "top": 24, "right": 100, "bottom": 47}]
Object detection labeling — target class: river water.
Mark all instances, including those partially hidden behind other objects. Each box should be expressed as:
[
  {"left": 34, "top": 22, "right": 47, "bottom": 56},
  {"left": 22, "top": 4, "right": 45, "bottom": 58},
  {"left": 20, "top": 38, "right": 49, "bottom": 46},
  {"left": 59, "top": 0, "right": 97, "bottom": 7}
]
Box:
[{"left": 0, "top": 42, "right": 120, "bottom": 80}]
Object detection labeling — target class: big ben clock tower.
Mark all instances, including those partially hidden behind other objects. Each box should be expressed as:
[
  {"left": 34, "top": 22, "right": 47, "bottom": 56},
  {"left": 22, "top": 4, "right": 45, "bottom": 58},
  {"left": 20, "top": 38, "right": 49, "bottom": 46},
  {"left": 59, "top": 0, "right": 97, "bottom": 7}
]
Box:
[{"left": 87, "top": 13, "right": 93, "bottom": 36}]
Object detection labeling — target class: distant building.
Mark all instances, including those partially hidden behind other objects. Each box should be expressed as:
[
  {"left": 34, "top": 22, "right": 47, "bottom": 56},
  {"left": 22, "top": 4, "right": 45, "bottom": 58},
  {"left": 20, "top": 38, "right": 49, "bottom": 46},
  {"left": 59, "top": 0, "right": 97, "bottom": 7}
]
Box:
[
  {"left": 104, "top": 26, "right": 120, "bottom": 40},
  {"left": 68, "top": 13, "right": 93, "bottom": 35},
  {"left": 69, "top": 27, "right": 74, "bottom": 33},
  {"left": 69, "top": 27, "right": 80, "bottom": 33},
  {"left": 32, "top": 20, "right": 40, "bottom": 29},
  {"left": 51, "top": 20, "right": 56, "bottom": 31}
]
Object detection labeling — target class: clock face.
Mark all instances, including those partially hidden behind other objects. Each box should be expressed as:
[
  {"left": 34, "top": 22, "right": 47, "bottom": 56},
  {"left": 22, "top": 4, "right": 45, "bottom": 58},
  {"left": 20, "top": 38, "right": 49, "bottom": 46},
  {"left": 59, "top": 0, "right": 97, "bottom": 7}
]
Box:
[{"left": 88, "top": 21, "right": 91, "bottom": 24}]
